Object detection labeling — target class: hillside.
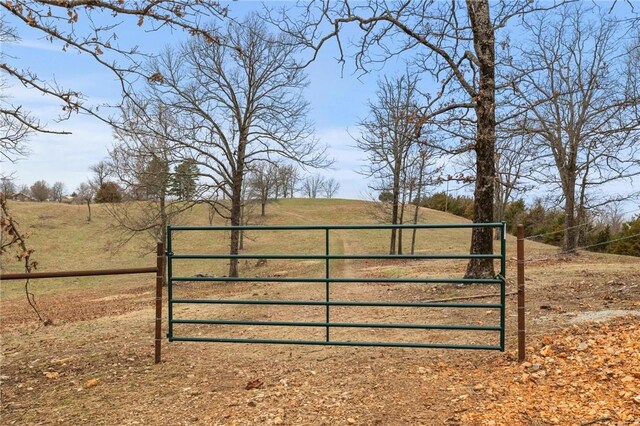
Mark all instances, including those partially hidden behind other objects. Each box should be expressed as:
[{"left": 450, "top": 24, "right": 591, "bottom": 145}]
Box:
[{"left": 1, "top": 198, "right": 639, "bottom": 425}]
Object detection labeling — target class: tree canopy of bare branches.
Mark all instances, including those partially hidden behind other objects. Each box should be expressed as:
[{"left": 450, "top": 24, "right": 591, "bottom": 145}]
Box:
[
  {"left": 302, "top": 175, "right": 325, "bottom": 199},
  {"left": 510, "top": 4, "right": 640, "bottom": 252},
  {"left": 108, "top": 101, "right": 194, "bottom": 254},
  {"left": 0, "top": 1, "right": 229, "bottom": 162},
  {"left": 75, "top": 182, "right": 94, "bottom": 221},
  {"left": 355, "top": 73, "right": 423, "bottom": 254},
  {"left": 322, "top": 177, "right": 341, "bottom": 199},
  {"left": 120, "top": 15, "right": 328, "bottom": 276},
  {"left": 269, "top": 0, "right": 564, "bottom": 277},
  {"left": 246, "top": 162, "right": 277, "bottom": 217}
]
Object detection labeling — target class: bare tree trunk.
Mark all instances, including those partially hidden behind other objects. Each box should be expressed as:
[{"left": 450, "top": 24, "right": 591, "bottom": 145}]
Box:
[
  {"left": 229, "top": 197, "right": 241, "bottom": 277},
  {"left": 493, "top": 178, "right": 502, "bottom": 240},
  {"left": 86, "top": 200, "right": 91, "bottom": 222},
  {"left": 411, "top": 156, "right": 425, "bottom": 255},
  {"left": 562, "top": 180, "right": 578, "bottom": 253},
  {"left": 229, "top": 139, "right": 247, "bottom": 278},
  {"left": 410, "top": 202, "right": 419, "bottom": 255},
  {"left": 159, "top": 197, "right": 168, "bottom": 286},
  {"left": 389, "top": 163, "right": 402, "bottom": 255},
  {"left": 576, "top": 159, "right": 591, "bottom": 248},
  {"left": 208, "top": 203, "right": 215, "bottom": 225},
  {"left": 397, "top": 182, "right": 409, "bottom": 255},
  {"left": 465, "top": 0, "right": 496, "bottom": 279},
  {"left": 239, "top": 202, "right": 245, "bottom": 251},
  {"left": 389, "top": 197, "right": 399, "bottom": 254}
]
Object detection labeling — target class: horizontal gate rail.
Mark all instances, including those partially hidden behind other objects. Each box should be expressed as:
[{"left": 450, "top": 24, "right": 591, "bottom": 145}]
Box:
[
  {"left": 1, "top": 243, "right": 165, "bottom": 364},
  {"left": 170, "top": 223, "right": 501, "bottom": 230},
  {"left": 171, "top": 319, "right": 502, "bottom": 331},
  {"left": 170, "top": 276, "right": 503, "bottom": 284},
  {"left": 170, "top": 298, "right": 502, "bottom": 308},
  {"left": 169, "top": 337, "right": 501, "bottom": 351},
  {"left": 167, "top": 223, "right": 507, "bottom": 351},
  {"left": 171, "top": 253, "right": 501, "bottom": 260}
]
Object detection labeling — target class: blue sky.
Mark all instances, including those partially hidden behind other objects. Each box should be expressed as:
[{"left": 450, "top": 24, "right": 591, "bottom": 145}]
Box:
[
  {"left": 1, "top": 1, "right": 638, "bottom": 215},
  {"left": 0, "top": 2, "right": 395, "bottom": 200}
]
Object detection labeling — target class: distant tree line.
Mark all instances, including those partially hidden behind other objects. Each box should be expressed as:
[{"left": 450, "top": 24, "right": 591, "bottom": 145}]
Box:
[
  {"left": 421, "top": 192, "right": 640, "bottom": 257},
  {"left": 1, "top": 177, "right": 67, "bottom": 203}
]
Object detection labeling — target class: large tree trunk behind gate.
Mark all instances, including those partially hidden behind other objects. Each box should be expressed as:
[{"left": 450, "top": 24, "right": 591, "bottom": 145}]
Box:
[
  {"left": 562, "top": 181, "right": 578, "bottom": 253},
  {"left": 465, "top": 0, "right": 496, "bottom": 279}
]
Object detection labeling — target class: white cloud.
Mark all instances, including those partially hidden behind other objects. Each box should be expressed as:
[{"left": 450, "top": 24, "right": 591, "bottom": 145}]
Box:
[
  {"left": 1, "top": 114, "right": 113, "bottom": 191},
  {"left": 8, "top": 39, "right": 65, "bottom": 53}
]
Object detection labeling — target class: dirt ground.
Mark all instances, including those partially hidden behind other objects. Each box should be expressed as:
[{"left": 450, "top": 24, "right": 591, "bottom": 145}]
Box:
[{"left": 1, "top": 250, "right": 639, "bottom": 425}]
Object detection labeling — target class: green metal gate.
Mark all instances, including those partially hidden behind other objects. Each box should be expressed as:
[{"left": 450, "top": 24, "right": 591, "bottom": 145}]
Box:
[{"left": 166, "top": 223, "right": 507, "bottom": 351}]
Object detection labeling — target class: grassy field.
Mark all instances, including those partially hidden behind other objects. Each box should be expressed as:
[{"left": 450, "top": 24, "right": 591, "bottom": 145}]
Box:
[
  {"left": 1, "top": 198, "right": 558, "bottom": 299},
  {"left": 1, "top": 198, "right": 639, "bottom": 425}
]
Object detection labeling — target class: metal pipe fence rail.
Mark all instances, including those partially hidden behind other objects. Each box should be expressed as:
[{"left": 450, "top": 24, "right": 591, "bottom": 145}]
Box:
[
  {"left": 0, "top": 242, "right": 165, "bottom": 364},
  {"left": 167, "top": 223, "right": 507, "bottom": 351}
]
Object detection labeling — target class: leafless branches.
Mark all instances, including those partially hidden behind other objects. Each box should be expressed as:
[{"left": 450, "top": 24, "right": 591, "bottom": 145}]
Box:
[
  {"left": 508, "top": 4, "right": 640, "bottom": 251},
  {"left": 323, "top": 178, "right": 341, "bottom": 199},
  {"left": 0, "top": 1, "right": 228, "bottom": 160},
  {"left": 107, "top": 100, "right": 196, "bottom": 255},
  {"left": 267, "top": 0, "right": 567, "bottom": 276},
  {"left": 0, "top": 194, "right": 49, "bottom": 324},
  {"left": 354, "top": 73, "right": 423, "bottom": 254},
  {"left": 117, "top": 15, "right": 328, "bottom": 276}
]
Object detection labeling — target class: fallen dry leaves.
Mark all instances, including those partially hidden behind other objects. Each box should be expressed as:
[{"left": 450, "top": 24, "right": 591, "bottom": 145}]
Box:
[
  {"left": 245, "top": 378, "right": 264, "bottom": 390},
  {"left": 463, "top": 320, "right": 640, "bottom": 426},
  {"left": 43, "top": 371, "right": 59, "bottom": 379},
  {"left": 84, "top": 378, "right": 99, "bottom": 388}
]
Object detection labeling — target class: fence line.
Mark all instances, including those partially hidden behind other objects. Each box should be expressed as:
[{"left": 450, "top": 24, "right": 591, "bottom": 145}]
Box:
[
  {"left": 524, "top": 208, "right": 640, "bottom": 241},
  {"left": 0, "top": 242, "right": 164, "bottom": 364},
  {"left": 0, "top": 267, "right": 157, "bottom": 281},
  {"left": 521, "top": 231, "right": 640, "bottom": 263},
  {"left": 559, "top": 232, "right": 640, "bottom": 252}
]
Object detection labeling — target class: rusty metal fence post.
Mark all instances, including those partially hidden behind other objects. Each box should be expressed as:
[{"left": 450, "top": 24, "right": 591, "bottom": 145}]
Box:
[
  {"left": 0, "top": 247, "right": 165, "bottom": 364},
  {"left": 155, "top": 241, "right": 164, "bottom": 364},
  {"left": 517, "top": 224, "right": 526, "bottom": 362}
]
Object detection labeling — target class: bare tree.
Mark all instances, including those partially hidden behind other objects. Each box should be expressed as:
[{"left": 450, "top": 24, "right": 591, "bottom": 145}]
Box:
[
  {"left": 238, "top": 182, "right": 259, "bottom": 251},
  {"left": 0, "top": 176, "right": 16, "bottom": 196},
  {"left": 0, "top": 2, "right": 229, "bottom": 153},
  {"left": 124, "top": 16, "right": 328, "bottom": 276},
  {"left": 75, "top": 182, "right": 94, "bottom": 221},
  {"left": 458, "top": 133, "right": 535, "bottom": 239},
  {"left": 269, "top": 0, "right": 565, "bottom": 277},
  {"left": 246, "top": 162, "right": 276, "bottom": 217},
  {"left": 17, "top": 184, "right": 29, "bottom": 197},
  {"left": 355, "top": 74, "right": 422, "bottom": 254},
  {"left": 600, "top": 202, "right": 627, "bottom": 236},
  {"left": 322, "top": 177, "right": 341, "bottom": 199},
  {"left": 494, "top": 135, "right": 534, "bottom": 229},
  {"left": 279, "top": 164, "right": 300, "bottom": 198},
  {"left": 90, "top": 161, "right": 111, "bottom": 191},
  {"left": 303, "top": 175, "right": 325, "bottom": 199},
  {"left": 408, "top": 149, "right": 443, "bottom": 254},
  {"left": 108, "top": 101, "right": 194, "bottom": 254},
  {"left": 30, "top": 180, "right": 50, "bottom": 202},
  {"left": 50, "top": 182, "right": 65, "bottom": 202},
  {"left": 511, "top": 5, "right": 640, "bottom": 252},
  {"left": 0, "top": 16, "right": 37, "bottom": 162}
]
